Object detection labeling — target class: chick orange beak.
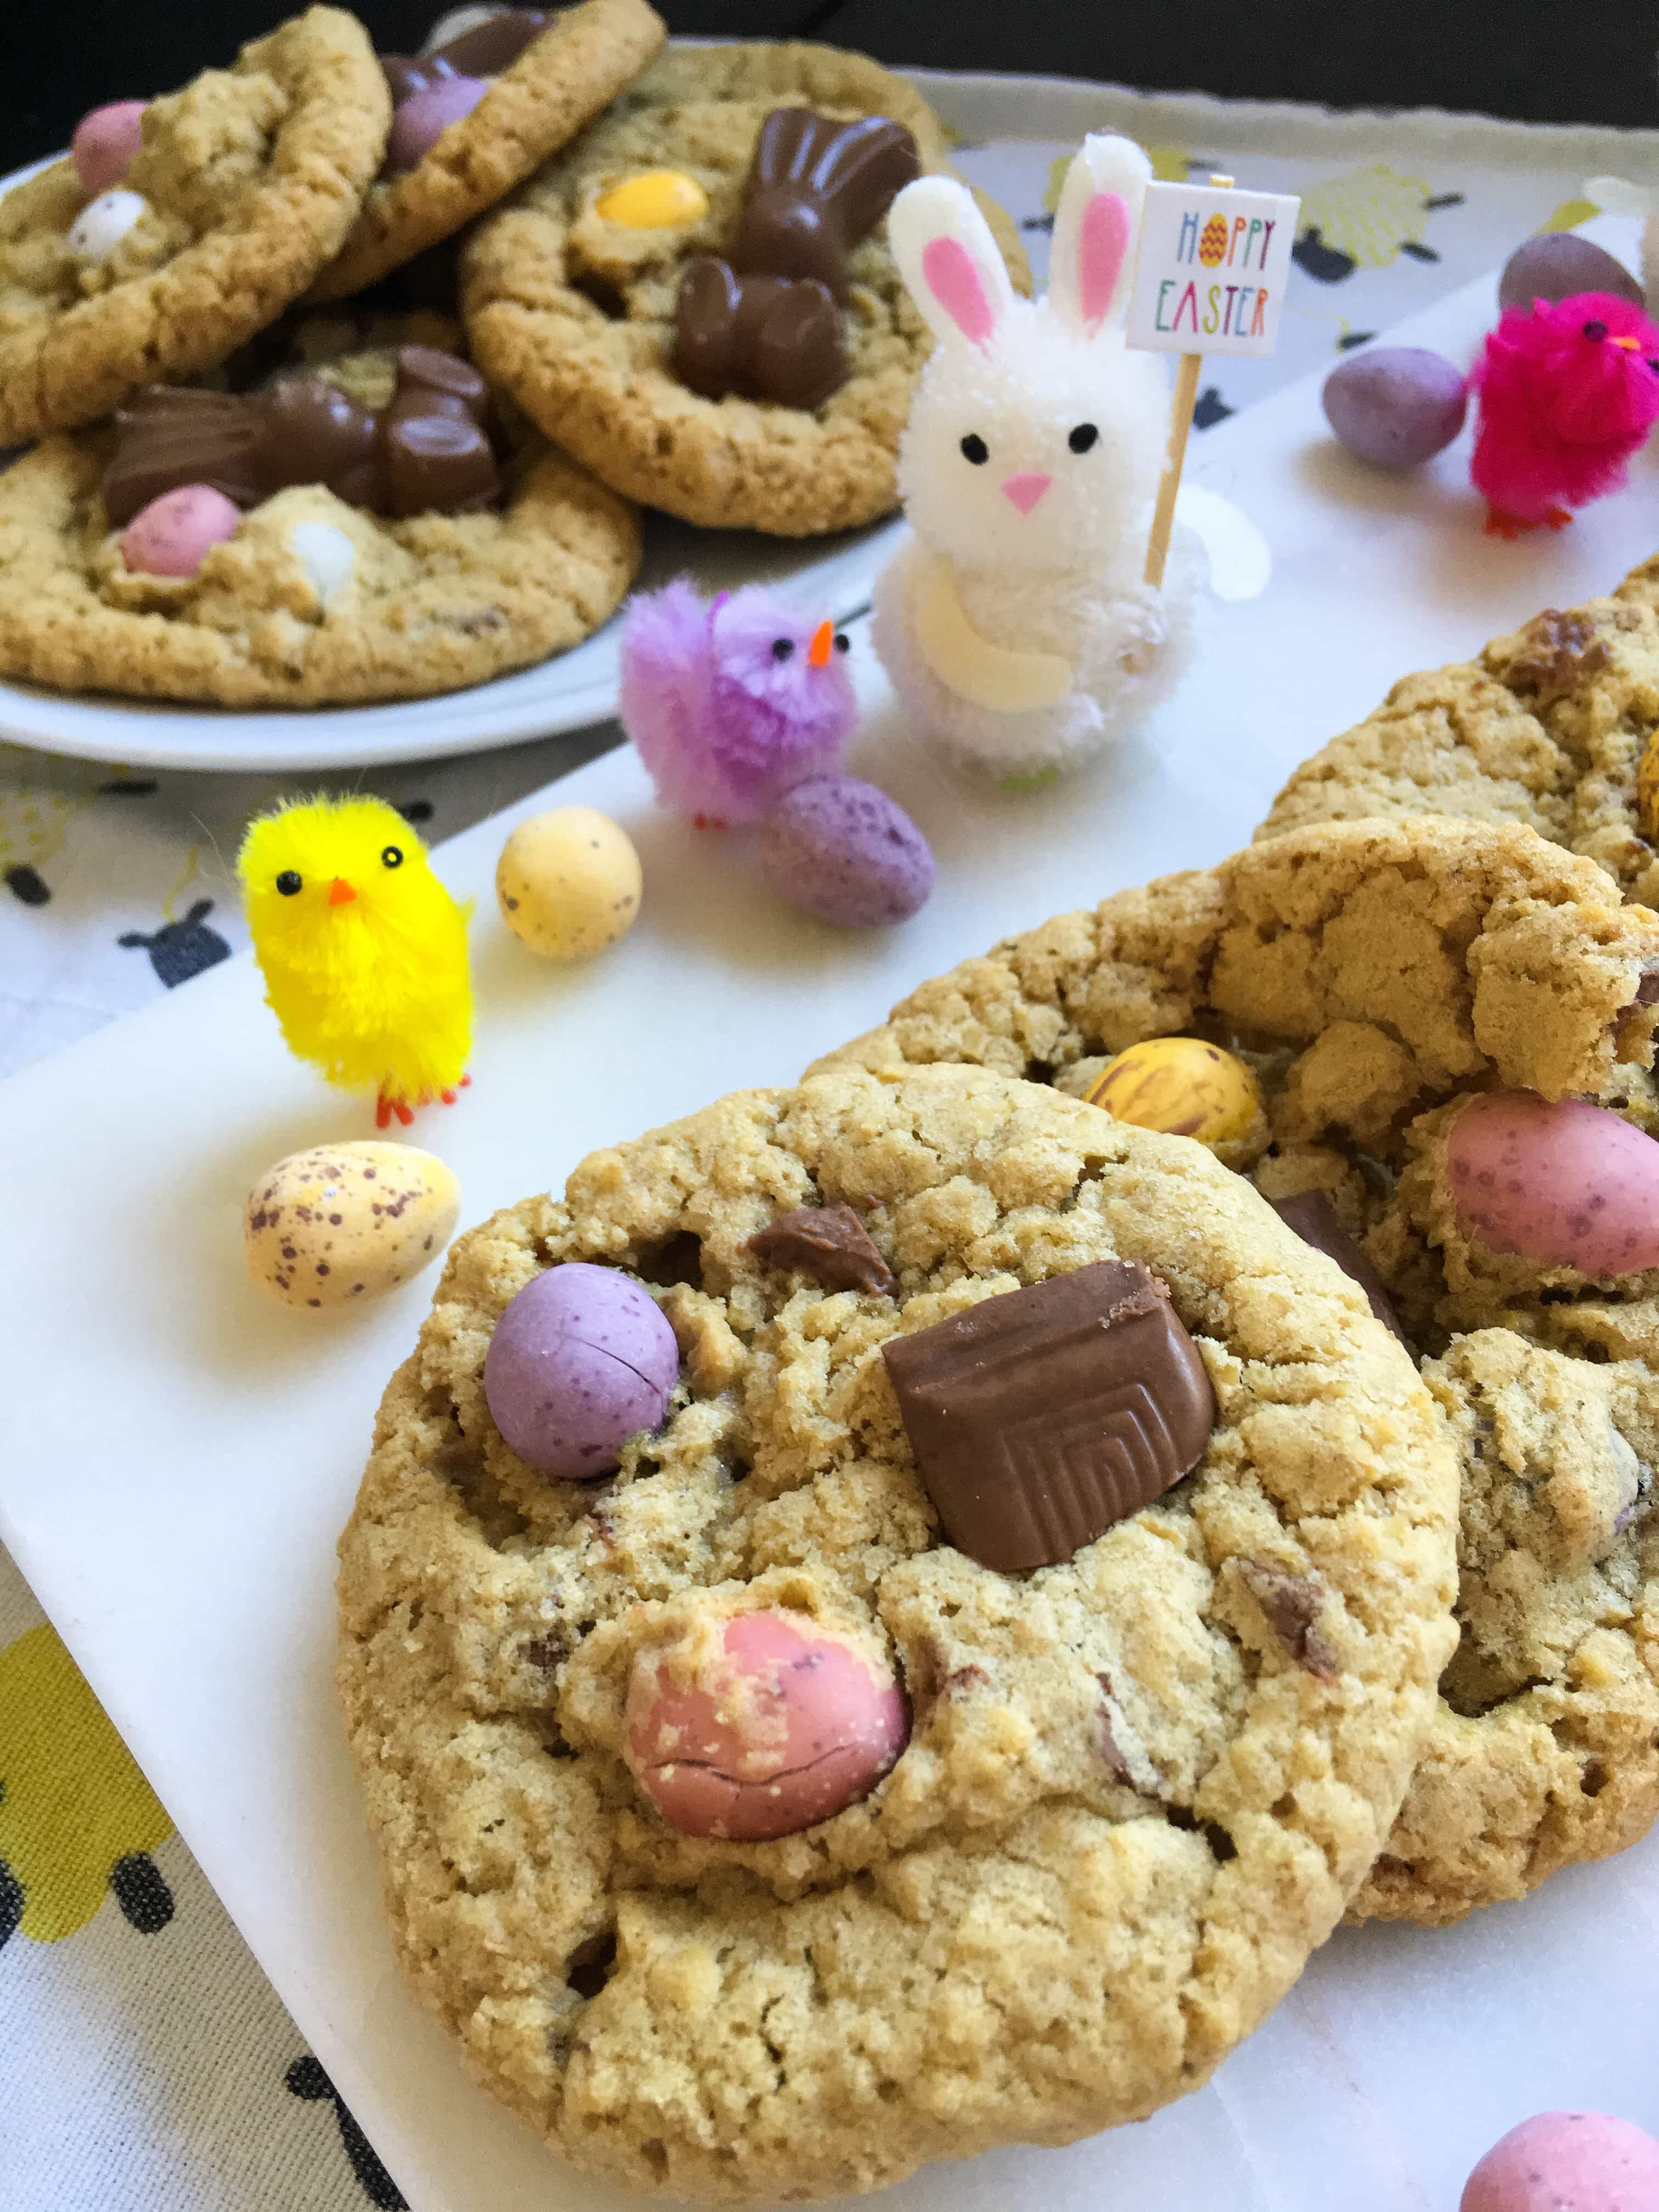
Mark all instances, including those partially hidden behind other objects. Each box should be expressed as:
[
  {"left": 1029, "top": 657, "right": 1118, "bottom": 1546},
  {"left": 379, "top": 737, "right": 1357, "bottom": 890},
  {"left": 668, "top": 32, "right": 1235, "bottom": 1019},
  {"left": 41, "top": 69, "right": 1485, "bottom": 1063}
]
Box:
[
  {"left": 328, "top": 877, "right": 357, "bottom": 906},
  {"left": 808, "top": 619, "right": 834, "bottom": 670},
  {"left": 1612, "top": 334, "right": 1643, "bottom": 351}
]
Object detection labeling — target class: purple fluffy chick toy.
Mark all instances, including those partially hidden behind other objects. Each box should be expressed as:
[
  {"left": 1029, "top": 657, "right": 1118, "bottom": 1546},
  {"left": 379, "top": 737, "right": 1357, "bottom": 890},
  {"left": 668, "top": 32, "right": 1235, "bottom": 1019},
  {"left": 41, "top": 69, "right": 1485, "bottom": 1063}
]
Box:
[{"left": 619, "top": 579, "right": 858, "bottom": 827}]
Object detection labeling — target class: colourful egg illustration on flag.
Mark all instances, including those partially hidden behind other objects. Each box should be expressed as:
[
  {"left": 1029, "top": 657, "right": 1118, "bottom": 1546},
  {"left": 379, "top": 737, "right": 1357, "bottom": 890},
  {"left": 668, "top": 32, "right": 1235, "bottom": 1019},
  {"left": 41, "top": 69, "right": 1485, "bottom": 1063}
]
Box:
[{"left": 1199, "top": 213, "right": 1229, "bottom": 267}]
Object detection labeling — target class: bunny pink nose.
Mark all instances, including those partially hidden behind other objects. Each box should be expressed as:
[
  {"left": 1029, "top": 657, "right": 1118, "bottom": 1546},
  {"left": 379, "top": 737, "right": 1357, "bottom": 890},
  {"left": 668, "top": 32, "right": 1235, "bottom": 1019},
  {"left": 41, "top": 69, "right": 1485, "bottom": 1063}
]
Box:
[{"left": 1000, "top": 471, "right": 1052, "bottom": 515}]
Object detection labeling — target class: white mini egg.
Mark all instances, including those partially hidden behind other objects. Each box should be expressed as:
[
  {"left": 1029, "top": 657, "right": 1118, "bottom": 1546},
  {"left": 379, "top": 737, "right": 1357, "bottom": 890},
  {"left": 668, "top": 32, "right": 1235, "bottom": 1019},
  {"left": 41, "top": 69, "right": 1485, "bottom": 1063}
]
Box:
[
  {"left": 67, "top": 188, "right": 148, "bottom": 262},
  {"left": 289, "top": 521, "right": 357, "bottom": 606},
  {"left": 244, "top": 1140, "right": 460, "bottom": 1311}
]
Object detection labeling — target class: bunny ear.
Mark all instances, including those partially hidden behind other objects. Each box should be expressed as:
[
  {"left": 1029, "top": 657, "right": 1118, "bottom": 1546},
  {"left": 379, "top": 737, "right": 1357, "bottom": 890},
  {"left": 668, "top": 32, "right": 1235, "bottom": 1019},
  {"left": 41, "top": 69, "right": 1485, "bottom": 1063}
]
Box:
[
  {"left": 1049, "top": 133, "right": 1151, "bottom": 336},
  {"left": 887, "top": 174, "right": 1017, "bottom": 350}
]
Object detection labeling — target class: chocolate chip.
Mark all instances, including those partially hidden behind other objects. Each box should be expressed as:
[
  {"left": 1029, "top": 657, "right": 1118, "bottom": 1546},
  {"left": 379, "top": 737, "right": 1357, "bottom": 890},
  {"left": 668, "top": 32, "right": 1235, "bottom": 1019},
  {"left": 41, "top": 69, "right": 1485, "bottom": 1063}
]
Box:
[
  {"left": 1237, "top": 1559, "right": 1338, "bottom": 1679},
  {"left": 1268, "top": 1189, "right": 1410, "bottom": 1347},
  {"left": 1503, "top": 608, "right": 1611, "bottom": 701},
  {"left": 746, "top": 1203, "right": 894, "bottom": 1295},
  {"left": 881, "top": 1260, "right": 1216, "bottom": 1573},
  {"left": 1094, "top": 1672, "right": 1135, "bottom": 1784},
  {"left": 566, "top": 1929, "right": 617, "bottom": 1999}
]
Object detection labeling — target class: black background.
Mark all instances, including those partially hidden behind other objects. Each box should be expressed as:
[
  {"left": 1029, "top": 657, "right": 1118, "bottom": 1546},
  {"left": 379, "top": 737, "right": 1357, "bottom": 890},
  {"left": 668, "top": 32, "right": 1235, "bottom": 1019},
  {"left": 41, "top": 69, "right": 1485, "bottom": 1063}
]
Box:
[{"left": 9, "top": 3, "right": 1659, "bottom": 168}]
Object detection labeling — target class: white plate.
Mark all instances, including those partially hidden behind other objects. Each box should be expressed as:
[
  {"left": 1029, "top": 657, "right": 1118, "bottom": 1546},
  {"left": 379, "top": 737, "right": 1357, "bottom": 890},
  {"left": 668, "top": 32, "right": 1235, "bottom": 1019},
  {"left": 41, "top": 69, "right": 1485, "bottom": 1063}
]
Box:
[{"left": 7, "top": 191, "right": 1659, "bottom": 2212}]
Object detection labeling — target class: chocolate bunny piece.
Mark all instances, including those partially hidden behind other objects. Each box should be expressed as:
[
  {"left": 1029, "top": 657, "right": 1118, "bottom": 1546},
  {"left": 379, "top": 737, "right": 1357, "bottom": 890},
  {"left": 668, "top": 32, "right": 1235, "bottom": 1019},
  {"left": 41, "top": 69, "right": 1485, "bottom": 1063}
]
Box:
[
  {"left": 732, "top": 109, "right": 921, "bottom": 301},
  {"left": 101, "top": 348, "right": 501, "bottom": 526}
]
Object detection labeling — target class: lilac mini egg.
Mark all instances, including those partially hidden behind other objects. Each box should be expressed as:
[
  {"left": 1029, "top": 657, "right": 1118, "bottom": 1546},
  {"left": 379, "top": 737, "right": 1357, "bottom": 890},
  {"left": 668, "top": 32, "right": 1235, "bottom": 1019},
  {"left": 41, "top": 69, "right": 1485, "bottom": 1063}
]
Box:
[
  {"left": 1322, "top": 346, "right": 1468, "bottom": 469},
  {"left": 1462, "top": 2111, "right": 1659, "bottom": 2211},
  {"left": 484, "top": 1261, "right": 679, "bottom": 1479},
  {"left": 1447, "top": 1091, "right": 1659, "bottom": 1277},
  {"left": 758, "top": 775, "right": 934, "bottom": 928}
]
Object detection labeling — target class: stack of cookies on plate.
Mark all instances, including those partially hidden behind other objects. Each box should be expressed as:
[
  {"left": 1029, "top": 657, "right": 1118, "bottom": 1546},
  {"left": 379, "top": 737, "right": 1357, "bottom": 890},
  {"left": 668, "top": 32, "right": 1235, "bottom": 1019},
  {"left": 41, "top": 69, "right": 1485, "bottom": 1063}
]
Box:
[
  {"left": 334, "top": 552, "right": 1659, "bottom": 2198},
  {"left": 0, "top": 4, "right": 1025, "bottom": 707}
]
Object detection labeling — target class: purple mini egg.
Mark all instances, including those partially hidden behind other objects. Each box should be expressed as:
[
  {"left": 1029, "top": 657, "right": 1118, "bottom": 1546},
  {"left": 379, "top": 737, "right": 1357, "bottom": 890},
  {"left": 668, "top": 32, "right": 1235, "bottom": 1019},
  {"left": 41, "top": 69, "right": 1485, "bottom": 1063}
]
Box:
[
  {"left": 758, "top": 775, "right": 934, "bottom": 928},
  {"left": 1322, "top": 346, "right": 1468, "bottom": 469},
  {"left": 484, "top": 1261, "right": 679, "bottom": 1480},
  {"left": 1498, "top": 233, "right": 1644, "bottom": 317},
  {"left": 1447, "top": 1092, "right": 1659, "bottom": 1277}
]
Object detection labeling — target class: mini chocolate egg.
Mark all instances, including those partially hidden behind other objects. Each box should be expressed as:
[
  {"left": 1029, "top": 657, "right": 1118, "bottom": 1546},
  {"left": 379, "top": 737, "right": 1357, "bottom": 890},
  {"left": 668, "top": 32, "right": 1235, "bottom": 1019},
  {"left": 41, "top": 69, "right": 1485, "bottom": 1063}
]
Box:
[
  {"left": 484, "top": 1262, "right": 679, "bottom": 1477},
  {"left": 1086, "top": 1037, "right": 1265, "bottom": 1153},
  {"left": 496, "top": 805, "right": 642, "bottom": 961},
  {"left": 1462, "top": 2111, "right": 1659, "bottom": 2211},
  {"left": 1498, "top": 233, "right": 1644, "bottom": 316},
  {"left": 245, "top": 1140, "right": 460, "bottom": 1310},
  {"left": 758, "top": 776, "right": 934, "bottom": 928},
  {"left": 1322, "top": 346, "right": 1468, "bottom": 468},
  {"left": 1447, "top": 1092, "right": 1659, "bottom": 1276},
  {"left": 595, "top": 169, "right": 709, "bottom": 228}
]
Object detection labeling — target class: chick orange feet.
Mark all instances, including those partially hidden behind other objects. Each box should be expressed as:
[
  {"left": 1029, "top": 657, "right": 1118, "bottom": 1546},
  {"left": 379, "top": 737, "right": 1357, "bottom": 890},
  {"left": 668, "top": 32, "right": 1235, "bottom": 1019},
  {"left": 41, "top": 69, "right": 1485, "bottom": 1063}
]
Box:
[
  {"left": 1484, "top": 504, "right": 1574, "bottom": 539},
  {"left": 375, "top": 1092, "right": 416, "bottom": 1129},
  {"left": 692, "top": 812, "right": 729, "bottom": 831}
]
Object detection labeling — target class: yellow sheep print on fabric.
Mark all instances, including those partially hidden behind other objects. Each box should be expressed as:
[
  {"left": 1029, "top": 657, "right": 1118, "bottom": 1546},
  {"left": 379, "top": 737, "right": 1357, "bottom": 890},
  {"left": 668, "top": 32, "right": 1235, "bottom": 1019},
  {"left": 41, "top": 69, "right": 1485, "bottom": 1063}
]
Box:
[{"left": 0, "top": 1624, "right": 173, "bottom": 1941}]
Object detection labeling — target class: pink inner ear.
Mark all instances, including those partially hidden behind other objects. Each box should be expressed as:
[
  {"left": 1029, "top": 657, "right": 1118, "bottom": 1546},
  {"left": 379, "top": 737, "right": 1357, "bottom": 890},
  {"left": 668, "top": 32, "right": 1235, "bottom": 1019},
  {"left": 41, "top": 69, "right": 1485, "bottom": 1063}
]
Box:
[
  {"left": 921, "top": 236, "right": 996, "bottom": 346},
  {"left": 1077, "top": 191, "right": 1132, "bottom": 328}
]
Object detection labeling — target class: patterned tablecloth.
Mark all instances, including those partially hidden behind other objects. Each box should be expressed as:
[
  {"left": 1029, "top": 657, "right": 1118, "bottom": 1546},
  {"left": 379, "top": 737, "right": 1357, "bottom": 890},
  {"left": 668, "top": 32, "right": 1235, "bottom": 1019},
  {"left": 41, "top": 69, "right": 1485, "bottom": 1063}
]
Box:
[{"left": 5, "top": 80, "right": 1658, "bottom": 2212}]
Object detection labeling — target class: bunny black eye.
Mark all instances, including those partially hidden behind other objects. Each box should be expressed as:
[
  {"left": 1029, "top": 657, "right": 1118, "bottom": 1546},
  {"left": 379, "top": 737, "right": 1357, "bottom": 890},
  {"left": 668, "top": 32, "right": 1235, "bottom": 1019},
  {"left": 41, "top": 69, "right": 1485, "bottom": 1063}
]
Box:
[
  {"left": 1583, "top": 319, "right": 1609, "bottom": 342},
  {"left": 771, "top": 637, "right": 794, "bottom": 662},
  {"left": 833, "top": 632, "right": 850, "bottom": 653},
  {"left": 1068, "top": 423, "right": 1099, "bottom": 454},
  {"left": 381, "top": 845, "right": 404, "bottom": 868},
  {"left": 275, "top": 870, "right": 302, "bottom": 896},
  {"left": 960, "top": 433, "right": 989, "bottom": 465}
]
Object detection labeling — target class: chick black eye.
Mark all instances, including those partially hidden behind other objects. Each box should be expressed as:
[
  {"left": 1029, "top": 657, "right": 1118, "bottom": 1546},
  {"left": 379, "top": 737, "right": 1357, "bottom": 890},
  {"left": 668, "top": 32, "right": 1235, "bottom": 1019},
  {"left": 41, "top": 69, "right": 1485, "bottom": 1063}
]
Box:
[
  {"left": 833, "top": 632, "right": 850, "bottom": 653},
  {"left": 1583, "top": 319, "right": 1609, "bottom": 341},
  {"left": 1069, "top": 422, "right": 1099, "bottom": 453},
  {"left": 771, "top": 638, "right": 794, "bottom": 661},
  {"left": 275, "top": 870, "right": 302, "bottom": 896},
  {"left": 1647, "top": 358, "right": 1659, "bottom": 374},
  {"left": 381, "top": 845, "right": 404, "bottom": 868},
  {"left": 960, "top": 433, "right": 989, "bottom": 465}
]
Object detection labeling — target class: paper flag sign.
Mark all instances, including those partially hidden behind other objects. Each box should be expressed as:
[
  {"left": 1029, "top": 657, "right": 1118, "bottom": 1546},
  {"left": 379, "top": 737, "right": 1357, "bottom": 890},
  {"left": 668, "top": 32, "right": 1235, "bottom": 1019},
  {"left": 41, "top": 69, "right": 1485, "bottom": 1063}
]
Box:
[{"left": 1126, "top": 181, "right": 1301, "bottom": 358}]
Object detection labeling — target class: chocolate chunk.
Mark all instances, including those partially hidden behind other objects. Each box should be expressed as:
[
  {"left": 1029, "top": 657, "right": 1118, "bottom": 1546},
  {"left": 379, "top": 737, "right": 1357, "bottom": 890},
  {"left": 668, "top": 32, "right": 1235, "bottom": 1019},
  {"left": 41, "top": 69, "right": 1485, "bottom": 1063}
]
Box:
[
  {"left": 394, "top": 343, "right": 490, "bottom": 420},
  {"left": 429, "top": 7, "right": 546, "bottom": 75},
  {"left": 746, "top": 1203, "right": 895, "bottom": 1295},
  {"left": 256, "top": 376, "right": 383, "bottom": 505},
  {"left": 1236, "top": 1559, "right": 1338, "bottom": 1680},
  {"left": 101, "top": 387, "right": 266, "bottom": 524},
  {"left": 383, "top": 410, "right": 500, "bottom": 516},
  {"left": 673, "top": 257, "right": 845, "bottom": 410},
  {"left": 1268, "top": 1190, "right": 1410, "bottom": 1347},
  {"left": 1504, "top": 609, "right": 1610, "bottom": 701},
  {"left": 733, "top": 109, "right": 921, "bottom": 301},
  {"left": 881, "top": 1260, "right": 1216, "bottom": 1573}
]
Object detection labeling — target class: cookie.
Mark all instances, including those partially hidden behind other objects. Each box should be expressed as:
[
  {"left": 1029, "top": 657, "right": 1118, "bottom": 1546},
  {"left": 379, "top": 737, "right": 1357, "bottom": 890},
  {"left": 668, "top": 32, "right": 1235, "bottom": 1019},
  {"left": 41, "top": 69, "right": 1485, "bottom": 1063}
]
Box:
[
  {"left": 306, "top": 0, "right": 667, "bottom": 306},
  {"left": 816, "top": 818, "right": 1659, "bottom": 1924},
  {"left": 461, "top": 43, "right": 1030, "bottom": 534},
  {"left": 1256, "top": 554, "right": 1659, "bottom": 909},
  {"left": 337, "top": 1064, "right": 1456, "bottom": 2199},
  {"left": 0, "top": 327, "right": 640, "bottom": 707},
  {"left": 0, "top": 9, "right": 390, "bottom": 445}
]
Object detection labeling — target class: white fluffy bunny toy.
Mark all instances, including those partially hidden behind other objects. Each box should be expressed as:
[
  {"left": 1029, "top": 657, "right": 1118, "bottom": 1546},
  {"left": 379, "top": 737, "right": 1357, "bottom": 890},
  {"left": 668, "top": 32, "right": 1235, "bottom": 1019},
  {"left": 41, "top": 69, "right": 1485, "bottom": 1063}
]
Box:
[{"left": 874, "top": 133, "right": 1205, "bottom": 782}]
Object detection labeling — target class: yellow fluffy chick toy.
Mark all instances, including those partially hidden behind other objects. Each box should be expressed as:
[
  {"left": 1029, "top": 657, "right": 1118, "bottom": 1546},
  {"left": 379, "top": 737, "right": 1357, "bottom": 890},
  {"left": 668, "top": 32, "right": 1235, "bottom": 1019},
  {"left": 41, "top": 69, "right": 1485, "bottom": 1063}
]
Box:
[{"left": 238, "top": 795, "right": 472, "bottom": 1128}]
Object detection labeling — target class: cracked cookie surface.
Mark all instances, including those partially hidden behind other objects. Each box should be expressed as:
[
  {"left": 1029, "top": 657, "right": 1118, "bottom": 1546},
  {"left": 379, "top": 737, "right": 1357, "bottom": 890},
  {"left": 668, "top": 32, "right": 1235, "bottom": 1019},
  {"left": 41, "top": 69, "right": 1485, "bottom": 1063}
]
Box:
[
  {"left": 1257, "top": 553, "right": 1659, "bottom": 905},
  {"left": 0, "top": 8, "right": 390, "bottom": 443},
  {"left": 337, "top": 1063, "right": 1455, "bottom": 2199},
  {"left": 306, "top": 0, "right": 666, "bottom": 304},
  {"left": 816, "top": 819, "right": 1659, "bottom": 1924},
  {"left": 461, "top": 42, "right": 1029, "bottom": 534}
]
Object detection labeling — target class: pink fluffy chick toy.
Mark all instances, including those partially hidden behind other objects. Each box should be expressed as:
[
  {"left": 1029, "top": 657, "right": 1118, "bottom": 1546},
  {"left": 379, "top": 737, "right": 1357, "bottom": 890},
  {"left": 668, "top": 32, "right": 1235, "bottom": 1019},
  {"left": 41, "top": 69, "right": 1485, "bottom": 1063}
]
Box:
[
  {"left": 619, "top": 580, "right": 857, "bottom": 827},
  {"left": 1469, "top": 289, "right": 1659, "bottom": 537}
]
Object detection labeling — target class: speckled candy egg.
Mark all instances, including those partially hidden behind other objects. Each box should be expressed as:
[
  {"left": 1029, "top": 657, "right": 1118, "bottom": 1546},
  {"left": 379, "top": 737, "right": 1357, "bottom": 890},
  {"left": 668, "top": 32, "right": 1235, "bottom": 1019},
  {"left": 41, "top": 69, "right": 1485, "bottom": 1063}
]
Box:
[
  {"left": 758, "top": 775, "right": 934, "bottom": 928},
  {"left": 484, "top": 1261, "right": 679, "bottom": 1479},
  {"left": 1462, "top": 2111, "right": 1659, "bottom": 2210},
  {"left": 245, "top": 1141, "right": 460, "bottom": 1310},
  {"left": 1086, "top": 1036, "right": 1265, "bottom": 1154},
  {"left": 1322, "top": 346, "right": 1469, "bottom": 468},
  {"left": 1447, "top": 1092, "right": 1659, "bottom": 1277},
  {"left": 495, "top": 805, "right": 641, "bottom": 960},
  {"left": 624, "top": 1609, "right": 910, "bottom": 1840},
  {"left": 1498, "top": 233, "right": 1644, "bottom": 316}
]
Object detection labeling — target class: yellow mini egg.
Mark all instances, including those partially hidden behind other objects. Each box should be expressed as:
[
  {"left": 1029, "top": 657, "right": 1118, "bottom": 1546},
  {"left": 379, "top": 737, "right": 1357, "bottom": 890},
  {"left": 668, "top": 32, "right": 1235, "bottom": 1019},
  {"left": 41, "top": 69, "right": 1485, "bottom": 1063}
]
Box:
[
  {"left": 595, "top": 169, "right": 709, "bottom": 229},
  {"left": 244, "top": 1141, "right": 460, "bottom": 1311},
  {"left": 496, "top": 805, "right": 642, "bottom": 961},
  {"left": 1086, "top": 1036, "right": 1265, "bottom": 1153}
]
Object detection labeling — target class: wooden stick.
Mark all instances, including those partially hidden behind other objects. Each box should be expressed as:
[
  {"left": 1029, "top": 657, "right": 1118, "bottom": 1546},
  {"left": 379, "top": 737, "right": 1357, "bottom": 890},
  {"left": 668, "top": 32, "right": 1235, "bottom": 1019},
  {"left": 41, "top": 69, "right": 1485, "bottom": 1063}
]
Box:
[
  {"left": 1143, "top": 351, "right": 1201, "bottom": 590},
  {"left": 1143, "top": 171, "right": 1234, "bottom": 592}
]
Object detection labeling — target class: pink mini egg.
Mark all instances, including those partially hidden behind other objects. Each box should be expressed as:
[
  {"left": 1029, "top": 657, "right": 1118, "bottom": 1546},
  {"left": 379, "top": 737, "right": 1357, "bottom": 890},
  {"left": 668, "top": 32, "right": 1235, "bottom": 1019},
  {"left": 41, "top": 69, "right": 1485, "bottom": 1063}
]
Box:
[
  {"left": 1447, "top": 1091, "right": 1659, "bottom": 1277},
  {"left": 386, "top": 74, "right": 488, "bottom": 172},
  {"left": 120, "top": 484, "right": 241, "bottom": 579},
  {"left": 624, "top": 1610, "right": 909, "bottom": 1841},
  {"left": 1462, "top": 2111, "right": 1659, "bottom": 2210},
  {"left": 71, "top": 101, "right": 148, "bottom": 195}
]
